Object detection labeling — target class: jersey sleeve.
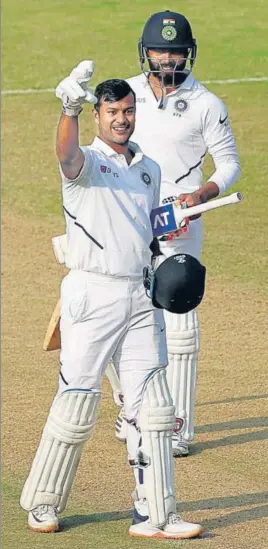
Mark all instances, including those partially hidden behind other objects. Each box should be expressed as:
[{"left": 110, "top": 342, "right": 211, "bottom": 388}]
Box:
[
  {"left": 59, "top": 146, "right": 95, "bottom": 188},
  {"left": 201, "top": 94, "right": 241, "bottom": 193}
]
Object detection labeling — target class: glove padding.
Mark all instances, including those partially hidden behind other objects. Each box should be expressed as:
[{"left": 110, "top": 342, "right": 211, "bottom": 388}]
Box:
[{"left": 55, "top": 60, "right": 97, "bottom": 116}]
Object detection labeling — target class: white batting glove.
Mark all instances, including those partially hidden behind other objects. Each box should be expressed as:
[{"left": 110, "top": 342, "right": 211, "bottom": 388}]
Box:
[{"left": 55, "top": 60, "right": 97, "bottom": 116}]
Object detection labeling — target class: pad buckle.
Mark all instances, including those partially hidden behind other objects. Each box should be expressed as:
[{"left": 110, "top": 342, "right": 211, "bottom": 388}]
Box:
[{"left": 129, "top": 450, "right": 151, "bottom": 469}]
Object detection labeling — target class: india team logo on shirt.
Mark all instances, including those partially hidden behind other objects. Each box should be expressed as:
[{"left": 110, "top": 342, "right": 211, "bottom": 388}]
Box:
[
  {"left": 174, "top": 99, "right": 188, "bottom": 113},
  {"left": 141, "top": 172, "right": 151, "bottom": 186}
]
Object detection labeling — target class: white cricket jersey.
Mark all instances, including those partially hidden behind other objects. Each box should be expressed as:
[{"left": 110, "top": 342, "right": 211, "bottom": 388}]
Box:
[
  {"left": 127, "top": 73, "right": 241, "bottom": 201},
  {"left": 60, "top": 137, "right": 160, "bottom": 276}
]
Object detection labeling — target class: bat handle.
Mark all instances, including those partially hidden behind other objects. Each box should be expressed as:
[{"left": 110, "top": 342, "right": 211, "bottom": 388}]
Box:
[
  {"left": 174, "top": 191, "right": 244, "bottom": 225},
  {"left": 232, "top": 191, "right": 243, "bottom": 202}
]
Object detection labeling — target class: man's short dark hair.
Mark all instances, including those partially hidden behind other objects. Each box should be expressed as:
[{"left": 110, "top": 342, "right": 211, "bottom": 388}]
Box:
[{"left": 94, "top": 79, "right": 136, "bottom": 112}]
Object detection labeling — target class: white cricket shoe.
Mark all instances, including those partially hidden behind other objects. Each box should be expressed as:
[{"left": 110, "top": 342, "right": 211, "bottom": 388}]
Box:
[
  {"left": 115, "top": 408, "right": 127, "bottom": 443},
  {"left": 129, "top": 513, "right": 203, "bottom": 539},
  {"left": 132, "top": 498, "right": 149, "bottom": 524},
  {"left": 28, "top": 504, "right": 59, "bottom": 533},
  {"left": 172, "top": 432, "right": 190, "bottom": 457}
]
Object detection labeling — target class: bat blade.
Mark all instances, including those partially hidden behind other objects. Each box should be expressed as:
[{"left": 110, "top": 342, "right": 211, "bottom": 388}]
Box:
[
  {"left": 43, "top": 299, "right": 61, "bottom": 351},
  {"left": 105, "top": 363, "right": 121, "bottom": 393}
]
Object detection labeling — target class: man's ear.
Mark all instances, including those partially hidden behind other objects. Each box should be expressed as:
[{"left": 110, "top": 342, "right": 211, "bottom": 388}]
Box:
[{"left": 93, "top": 108, "right": 99, "bottom": 125}]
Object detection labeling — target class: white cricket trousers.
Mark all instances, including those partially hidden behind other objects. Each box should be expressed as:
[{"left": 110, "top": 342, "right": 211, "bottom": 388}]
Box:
[{"left": 59, "top": 269, "right": 168, "bottom": 427}]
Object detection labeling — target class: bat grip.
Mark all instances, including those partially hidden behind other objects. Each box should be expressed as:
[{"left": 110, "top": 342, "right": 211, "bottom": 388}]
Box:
[{"left": 174, "top": 192, "right": 243, "bottom": 225}]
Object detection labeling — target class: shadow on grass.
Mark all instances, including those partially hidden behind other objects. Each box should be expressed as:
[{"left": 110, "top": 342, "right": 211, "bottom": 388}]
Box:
[
  {"left": 203, "top": 504, "right": 268, "bottom": 530},
  {"left": 61, "top": 492, "right": 268, "bottom": 532},
  {"left": 180, "top": 491, "right": 268, "bottom": 512},
  {"left": 61, "top": 509, "right": 132, "bottom": 530},
  {"left": 197, "top": 394, "right": 268, "bottom": 407},
  {"left": 195, "top": 416, "right": 268, "bottom": 433},
  {"left": 190, "top": 428, "right": 268, "bottom": 454}
]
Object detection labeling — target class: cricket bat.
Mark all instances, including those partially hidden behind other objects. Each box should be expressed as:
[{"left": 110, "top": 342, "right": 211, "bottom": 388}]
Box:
[
  {"left": 43, "top": 299, "right": 61, "bottom": 351},
  {"left": 151, "top": 192, "right": 243, "bottom": 237}
]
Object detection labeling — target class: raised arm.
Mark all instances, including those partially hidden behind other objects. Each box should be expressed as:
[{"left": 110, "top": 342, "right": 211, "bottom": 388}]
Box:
[
  {"left": 56, "top": 114, "right": 84, "bottom": 180},
  {"left": 55, "top": 60, "right": 97, "bottom": 180}
]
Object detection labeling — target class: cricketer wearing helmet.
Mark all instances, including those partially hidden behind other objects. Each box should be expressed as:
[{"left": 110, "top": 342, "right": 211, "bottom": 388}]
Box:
[
  {"left": 20, "top": 61, "right": 204, "bottom": 539},
  {"left": 113, "top": 10, "right": 241, "bottom": 458}
]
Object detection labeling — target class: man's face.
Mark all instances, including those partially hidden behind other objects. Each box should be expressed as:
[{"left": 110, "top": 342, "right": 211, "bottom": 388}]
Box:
[
  {"left": 94, "top": 93, "right": 136, "bottom": 146},
  {"left": 147, "top": 48, "right": 189, "bottom": 86}
]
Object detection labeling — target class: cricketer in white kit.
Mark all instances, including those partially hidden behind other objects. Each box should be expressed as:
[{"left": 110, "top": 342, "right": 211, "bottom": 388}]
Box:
[
  {"left": 113, "top": 9, "right": 241, "bottom": 458},
  {"left": 19, "top": 61, "right": 203, "bottom": 539}
]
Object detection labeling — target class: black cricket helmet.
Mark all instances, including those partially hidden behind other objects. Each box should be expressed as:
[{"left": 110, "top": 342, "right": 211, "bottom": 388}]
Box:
[
  {"left": 138, "top": 10, "right": 197, "bottom": 86},
  {"left": 144, "top": 252, "right": 206, "bottom": 314}
]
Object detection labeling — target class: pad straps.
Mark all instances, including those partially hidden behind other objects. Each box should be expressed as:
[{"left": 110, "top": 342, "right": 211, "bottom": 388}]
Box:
[{"left": 138, "top": 368, "right": 176, "bottom": 527}]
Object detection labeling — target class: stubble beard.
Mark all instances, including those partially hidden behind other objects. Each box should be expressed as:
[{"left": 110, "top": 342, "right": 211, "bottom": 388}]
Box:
[{"left": 148, "top": 59, "right": 188, "bottom": 87}]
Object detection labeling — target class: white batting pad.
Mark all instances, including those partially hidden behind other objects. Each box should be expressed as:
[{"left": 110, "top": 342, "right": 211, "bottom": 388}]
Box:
[
  {"left": 165, "top": 308, "right": 199, "bottom": 355},
  {"left": 138, "top": 368, "right": 176, "bottom": 527},
  {"left": 20, "top": 389, "right": 100, "bottom": 512},
  {"left": 165, "top": 309, "right": 199, "bottom": 441}
]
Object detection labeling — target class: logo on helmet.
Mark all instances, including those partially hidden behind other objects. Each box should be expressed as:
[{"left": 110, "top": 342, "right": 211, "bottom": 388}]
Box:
[
  {"left": 174, "top": 254, "right": 186, "bottom": 263},
  {"left": 174, "top": 99, "right": 188, "bottom": 112},
  {"left": 161, "top": 25, "right": 177, "bottom": 41},
  {"left": 141, "top": 172, "right": 151, "bottom": 186},
  {"left": 163, "top": 18, "right": 176, "bottom": 25}
]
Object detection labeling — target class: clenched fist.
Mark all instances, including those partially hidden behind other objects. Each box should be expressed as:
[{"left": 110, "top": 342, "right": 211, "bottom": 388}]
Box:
[{"left": 55, "top": 60, "right": 97, "bottom": 116}]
